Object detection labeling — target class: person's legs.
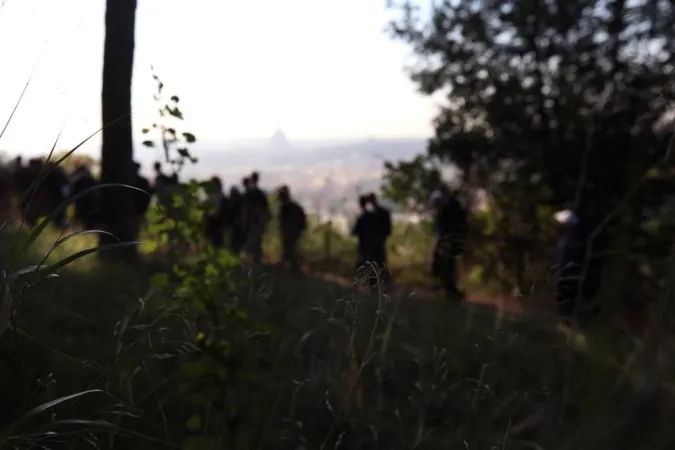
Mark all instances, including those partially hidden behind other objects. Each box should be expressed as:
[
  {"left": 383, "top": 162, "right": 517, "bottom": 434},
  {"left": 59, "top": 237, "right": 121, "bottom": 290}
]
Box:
[
  {"left": 246, "top": 222, "right": 264, "bottom": 265},
  {"left": 439, "top": 256, "right": 464, "bottom": 301},
  {"left": 211, "top": 229, "right": 225, "bottom": 248},
  {"left": 230, "top": 226, "right": 244, "bottom": 255},
  {"left": 556, "top": 279, "right": 579, "bottom": 319},
  {"left": 282, "top": 234, "right": 301, "bottom": 273}
]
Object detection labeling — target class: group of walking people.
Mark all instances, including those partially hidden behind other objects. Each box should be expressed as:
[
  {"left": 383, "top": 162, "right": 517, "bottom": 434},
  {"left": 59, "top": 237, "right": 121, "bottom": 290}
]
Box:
[
  {"left": 0, "top": 155, "right": 474, "bottom": 302},
  {"left": 199, "top": 170, "right": 308, "bottom": 272},
  {"left": 1, "top": 155, "right": 599, "bottom": 318}
]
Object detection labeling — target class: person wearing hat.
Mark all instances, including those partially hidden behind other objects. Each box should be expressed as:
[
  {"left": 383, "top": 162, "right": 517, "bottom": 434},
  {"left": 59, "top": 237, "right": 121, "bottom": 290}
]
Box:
[{"left": 430, "top": 188, "right": 469, "bottom": 301}]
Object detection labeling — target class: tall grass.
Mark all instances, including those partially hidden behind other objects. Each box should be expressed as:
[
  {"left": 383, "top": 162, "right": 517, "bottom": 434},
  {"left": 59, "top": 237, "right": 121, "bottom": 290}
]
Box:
[
  {"left": 0, "top": 131, "right": 672, "bottom": 448},
  {"left": 1, "top": 212, "right": 674, "bottom": 449}
]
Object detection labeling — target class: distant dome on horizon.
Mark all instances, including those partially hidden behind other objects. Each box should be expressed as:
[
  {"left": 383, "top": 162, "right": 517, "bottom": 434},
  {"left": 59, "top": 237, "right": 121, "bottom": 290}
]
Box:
[{"left": 269, "top": 129, "right": 291, "bottom": 150}]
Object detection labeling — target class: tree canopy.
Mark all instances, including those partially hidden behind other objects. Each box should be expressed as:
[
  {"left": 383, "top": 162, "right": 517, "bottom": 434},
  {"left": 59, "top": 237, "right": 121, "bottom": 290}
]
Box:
[{"left": 385, "top": 0, "right": 675, "bottom": 223}]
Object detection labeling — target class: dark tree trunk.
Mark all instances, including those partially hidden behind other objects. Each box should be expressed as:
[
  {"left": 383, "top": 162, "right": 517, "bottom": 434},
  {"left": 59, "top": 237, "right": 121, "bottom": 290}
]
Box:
[{"left": 99, "top": 0, "right": 138, "bottom": 260}]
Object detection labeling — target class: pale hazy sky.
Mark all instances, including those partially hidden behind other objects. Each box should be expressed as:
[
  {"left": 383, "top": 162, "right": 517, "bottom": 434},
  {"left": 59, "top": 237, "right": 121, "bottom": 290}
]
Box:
[{"left": 0, "top": 0, "right": 439, "bottom": 158}]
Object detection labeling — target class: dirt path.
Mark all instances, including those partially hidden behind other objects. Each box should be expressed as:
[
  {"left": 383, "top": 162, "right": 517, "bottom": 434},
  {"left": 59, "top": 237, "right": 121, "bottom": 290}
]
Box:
[{"left": 299, "top": 264, "right": 532, "bottom": 317}]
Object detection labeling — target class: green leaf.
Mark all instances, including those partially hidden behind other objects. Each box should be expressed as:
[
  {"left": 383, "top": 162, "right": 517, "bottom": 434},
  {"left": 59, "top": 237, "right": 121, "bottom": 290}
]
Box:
[
  {"left": 142, "top": 140, "right": 155, "bottom": 147},
  {"left": 177, "top": 148, "right": 192, "bottom": 159},
  {"left": 185, "top": 414, "right": 202, "bottom": 431},
  {"left": 183, "top": 437, "right": 218, "bottom": 450},
  {"left": 182, "top": 132, "right": 196, "bottom": 143},
  {"left": 165, "top": 106, "right": 184, "bottom": 120},
  {"left": 141, "top": 127, "right": 150, "bottom": 134}
]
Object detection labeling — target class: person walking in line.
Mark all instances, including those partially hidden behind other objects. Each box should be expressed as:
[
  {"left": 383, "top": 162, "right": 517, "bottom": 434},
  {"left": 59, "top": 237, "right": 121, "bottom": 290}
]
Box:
[
  {"left": 365, "top": 192, "right": 392, "bottom": 285},
  {"left": 430, "top": 188, "right": 469, "bottom": 301},
  {"left": 204, "top": 176, "right": 229, "bottom": 248},
  {"left": 277, "top": 185, "right": 307, "bottom": 273},
  {"left": 243, "top": 171, "right": 270, "bottom": 265}
]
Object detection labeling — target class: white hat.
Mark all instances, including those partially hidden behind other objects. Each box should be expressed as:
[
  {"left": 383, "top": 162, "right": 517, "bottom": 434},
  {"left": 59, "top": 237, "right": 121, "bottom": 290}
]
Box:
[
  {"left": 554, "top": 209, "right": 579, "bottom": 226},
  {"left": 430, "top": 190, "right": 444, "bottom": 203}
]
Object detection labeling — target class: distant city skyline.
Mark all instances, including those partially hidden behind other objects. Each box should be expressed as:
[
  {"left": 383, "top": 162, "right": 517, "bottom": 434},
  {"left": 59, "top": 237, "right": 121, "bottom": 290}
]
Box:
[{"left": 0, "top": 0, "right": 443, "bottom": 160}]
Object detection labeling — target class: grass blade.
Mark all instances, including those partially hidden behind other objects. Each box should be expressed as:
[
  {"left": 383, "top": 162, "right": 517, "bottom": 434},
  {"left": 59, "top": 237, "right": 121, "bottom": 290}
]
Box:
[
  {"left": 0, "top": 390, "right": 107, "bottom": 441},
  {"left": 24, "top": 390, "right": 106, "bottom": 420},
  {"left": 30, "top": 241, "right": 144, "bottom": 278},
  {"left": 0, "top": 44, "right": 44, "bottom": 140},
  {"left": 12, "top": 183, "right": 149, "bottom": 267},
  {"left": 21, "top": 419, "right": 182, "bottom": 448}
]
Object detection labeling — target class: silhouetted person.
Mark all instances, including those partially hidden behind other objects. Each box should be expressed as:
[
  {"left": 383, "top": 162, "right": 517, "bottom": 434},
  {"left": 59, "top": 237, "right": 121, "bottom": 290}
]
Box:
[
  {"left": 15, "top": 158, "right": 67, "bottom": 227},
  {"left": 16, "top": 158, "right": 41, "bottom": 226},
  {"left": 277, "top": 185, "right": 307, "bottom": 273},
  {"left": 352, "top": 195, "right": 375, "bottom": 271},
  {"left": 365, "top": 192, "right": 392, "bottom": 283},
  {"left": 70, "top": 164, "right": 99, "bottom": 230},
  {"left": 131, "top": 162, "right": 153, "bottom": 236},
  {"left": 153, "top": 161, "right": 179, "bottom": 212},
  {"left": 11, "top": 156, "right": 22, "bottom": 173},
  {"left": 45, "top": 162, "right": 70, "bottom": 230},
  {"left": 430, "top": 189, "right": 468, "bottom": 301},
  {"left": 204, "top": 176, "right": 229, "bottom": 248},
  {"left": 0, "top": 162, "right": 12, "bottom": 221},
  {"left": 243, "top": 171, "right": 270, "bottom": 265},
  {"left": 552, "top": 209, "right": 605, "bottom": 323},
  {"left": 228, "top": 185, "right": 246, "bottom": 255},
  {"left": 9, "top": 156, "right": 24, "bottom": 203},
  {"left": 153, "top": 162, "right": 173, "bottom": 190}
]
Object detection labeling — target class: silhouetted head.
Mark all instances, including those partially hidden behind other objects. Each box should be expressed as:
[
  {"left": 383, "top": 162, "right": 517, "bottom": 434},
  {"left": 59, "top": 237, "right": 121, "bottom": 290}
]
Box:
[
  {"left": 366, "top": 192, "right": 378, "bottom": 205},
  {"left": 242, "top": 176, "right": 251, "bottom": 189},
  {"left": 430, "top": 189, "right": 445, "bottom": 210},
  {"left": 277, "top": 185, "right": 290, "bottom": 202},
  {"left": 358, "top": 195, "right": 368, "bottom": 210},
  {"left": 553, "top": 209, "right": 580, "bottom": 233},
  {"left": 73, "top": 164, "right": 90, "bottom": 176},
  {"left": 230, "top": 186, "right": 241, "bottom": 197},
  {"left": 210, "top": 175, "right": 223, "bottom": 191},
  {"left": 153, "top": 161, "right": 162, "bottom": 173},
  {"left": 250, "top": 171, "right": 260, "bottom": 186}
]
